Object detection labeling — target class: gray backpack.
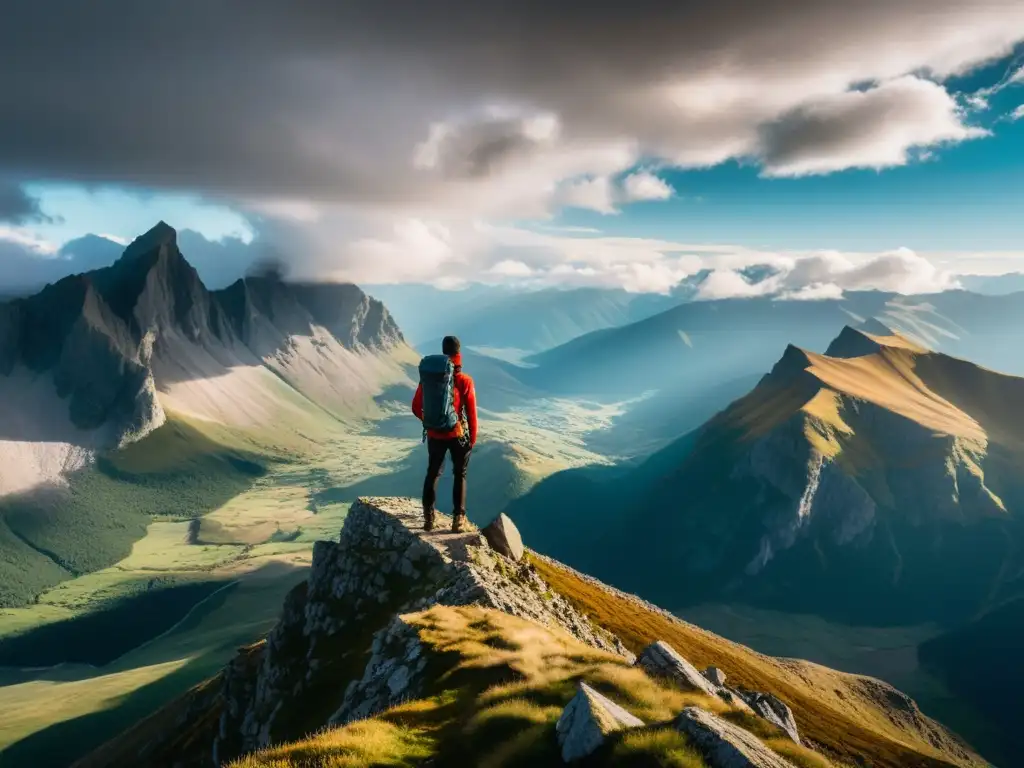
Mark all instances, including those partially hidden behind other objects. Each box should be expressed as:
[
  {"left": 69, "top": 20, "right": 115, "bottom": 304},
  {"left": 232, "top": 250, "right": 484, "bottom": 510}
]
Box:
[{"left": 418, "top": 355, "right": 459, "bottom": 433}]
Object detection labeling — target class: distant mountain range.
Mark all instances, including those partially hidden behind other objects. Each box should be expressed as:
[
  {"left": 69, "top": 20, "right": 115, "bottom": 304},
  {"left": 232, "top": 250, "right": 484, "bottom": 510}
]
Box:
[
  {"left": 367, "top": 282, "right": 680, "bottom": 352},
  {"left": 511, "top": 326, "right": 1024, "bottom": 629}
]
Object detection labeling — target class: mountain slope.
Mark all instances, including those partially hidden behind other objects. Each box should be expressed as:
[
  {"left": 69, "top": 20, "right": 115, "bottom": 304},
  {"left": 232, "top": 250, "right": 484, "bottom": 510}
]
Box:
[
  {"left": 524, "top": 290, "right": 1024, "bottom": 399},
  {"left": 0, "top": 222, "right": 417, "bottom": 607},
  {"left": 512, "top": 327, "right": 1024, "bottom": 629},
  {"left": 918, "top": 596, "right": 1024, "bottom": 765},
  {"left": 75, "top": 498, "right": 984, "bottom": 768}
]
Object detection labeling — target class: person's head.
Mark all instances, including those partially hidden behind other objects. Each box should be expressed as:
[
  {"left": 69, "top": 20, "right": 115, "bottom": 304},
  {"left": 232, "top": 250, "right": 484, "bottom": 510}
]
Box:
[{"left": 442, "top": 335, "right": 461, "bottom": 357}]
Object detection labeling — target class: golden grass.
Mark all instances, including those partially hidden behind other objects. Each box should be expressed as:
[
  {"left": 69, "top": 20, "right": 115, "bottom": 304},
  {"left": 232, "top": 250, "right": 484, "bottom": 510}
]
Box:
[
  {"left": 530, "top": 556, "right": 982, "bottom": 768},
  {"left": 609, "top": 727, "right": 706, "bottom": 767},
  {"left": 232, "top": 605, "right": 841, "bottom": 768},
  {"left": 230, "top": 719, "right": 434, "bottom": 768}
]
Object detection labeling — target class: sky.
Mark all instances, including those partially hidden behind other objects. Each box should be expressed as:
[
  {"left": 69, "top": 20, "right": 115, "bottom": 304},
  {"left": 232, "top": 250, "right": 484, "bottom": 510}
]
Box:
[{"left": 1, "top": 1, "right": 1024, "bottom": 297}]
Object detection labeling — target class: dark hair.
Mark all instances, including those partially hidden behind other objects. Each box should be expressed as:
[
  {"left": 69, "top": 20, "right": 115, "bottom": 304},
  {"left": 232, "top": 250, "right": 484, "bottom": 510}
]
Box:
[{"left": 442, "top": 335, "right": 461, "bottom": 356}]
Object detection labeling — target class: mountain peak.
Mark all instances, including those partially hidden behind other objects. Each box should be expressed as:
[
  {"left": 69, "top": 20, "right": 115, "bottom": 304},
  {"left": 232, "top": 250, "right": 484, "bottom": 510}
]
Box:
[
  {"left": 118, "top": 221, "right": 177, "bottom": 262},
  {"left": 824, "top": 325, "right": 884, "bottom": 359}
]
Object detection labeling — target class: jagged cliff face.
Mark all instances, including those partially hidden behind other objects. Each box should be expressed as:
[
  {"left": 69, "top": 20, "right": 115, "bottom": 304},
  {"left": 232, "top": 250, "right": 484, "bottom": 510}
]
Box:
[{"left": 0, "top": 222, "right": 413, "bottom": 498}]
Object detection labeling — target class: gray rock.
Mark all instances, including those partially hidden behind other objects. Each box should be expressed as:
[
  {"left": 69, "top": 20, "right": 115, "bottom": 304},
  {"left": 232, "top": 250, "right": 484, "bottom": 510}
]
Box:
[
  {"left": 704, "top": 666, "right": 727, "bottom": 687},
  {"left": 674, "top": 707, "right": 797, "bottom": 768},
  {"left": 638, "top": 641, "right": 722, "bottom": 697},
  {"left": 482, "top": 513, "right": 525, "bottom": 561},
  {"left": 555, "top": 682, "right": 644, "bottom": 762},
  {"left": 741, "top": 692, "right": 801, "bottom": 745}
]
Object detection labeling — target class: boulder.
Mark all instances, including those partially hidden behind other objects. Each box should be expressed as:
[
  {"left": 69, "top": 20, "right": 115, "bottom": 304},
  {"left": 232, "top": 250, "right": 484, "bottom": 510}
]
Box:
[
  {"left": 674, "top": 707, "right": 797, "bottom": 768},
  {"left": 743, "top": 692, "right": 801, "bottom": 745},
  {"left": 704, "top": 666, "right": 727, "bottom": 687},
  {"left": 638, "top": 641, "right": 722, "bottom": 697},
  {"left": 482, "top": 512, "right": 525, "bottom": 561},
  {"left": 556, "top": 682, "right": 644, "bottom": 762}
]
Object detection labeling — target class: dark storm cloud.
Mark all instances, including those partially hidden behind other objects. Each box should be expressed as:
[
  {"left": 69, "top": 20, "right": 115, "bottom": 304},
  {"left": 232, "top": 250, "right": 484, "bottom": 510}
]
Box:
[
  {"left": 0, "top": 1, "right": 1021, "bottom": 202},
  {"left": 0, "top": 182, "right": 48, "bottom": 224}
]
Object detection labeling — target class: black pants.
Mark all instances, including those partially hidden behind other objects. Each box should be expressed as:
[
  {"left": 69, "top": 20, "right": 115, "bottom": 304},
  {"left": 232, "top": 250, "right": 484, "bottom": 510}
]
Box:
[{"left": 423, "top": 437, "right": 472, "bottom": 516}]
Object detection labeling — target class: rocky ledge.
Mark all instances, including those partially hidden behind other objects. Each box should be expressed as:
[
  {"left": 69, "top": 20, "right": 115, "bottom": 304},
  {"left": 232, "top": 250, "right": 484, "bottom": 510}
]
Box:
[{"left": 214, "top": 497, "right": 630, "bottom": 763}]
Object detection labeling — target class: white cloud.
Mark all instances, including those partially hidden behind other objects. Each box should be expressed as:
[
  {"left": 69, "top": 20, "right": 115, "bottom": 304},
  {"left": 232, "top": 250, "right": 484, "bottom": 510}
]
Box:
[
  {"left": 97, "top": 233, "right": 129, "bottom": 245},
  {"left": 759, "top": 77, "right": 988, "bottom": 177},
  {"left": 0, "top": 226, "right": 58, "bottom": 255},
  {"left": 697, "top": 269, "right": 778, "bottom": 299},
  {"left": 778, "top": 283, "right": 846, "bottom": 301},
  {"left": 1012, "top": 104, "right": 1024, "bottom": 121},
  {"left": 559, "top": 176, "right": 618, "bottom": 214},
  {"left": 488, "top": 259, "right": 533, "bottom": 277},
  {"left": 340, "top": 218, "right": 455, "bottom": 284},
  {"left": 694, "top": 246, "right": 959, "bottom": 300},
  {"left": 622, "top": 171, "right": 674, "bottom": 201}
]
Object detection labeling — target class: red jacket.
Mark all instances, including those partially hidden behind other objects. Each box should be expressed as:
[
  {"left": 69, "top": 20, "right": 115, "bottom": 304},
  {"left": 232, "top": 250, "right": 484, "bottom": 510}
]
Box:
[{"left": 411, "top": 353, "right": 478, "bottom": 445}]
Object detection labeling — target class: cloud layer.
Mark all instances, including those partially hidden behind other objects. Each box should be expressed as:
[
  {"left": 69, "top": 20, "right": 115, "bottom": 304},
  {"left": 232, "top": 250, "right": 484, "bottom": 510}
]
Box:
[
  {"left": 2, "top": 2, "right": 1021, "bottom": 206},
  {"left": 1, "top": 2, "right": 1023, "bottom": 290}
]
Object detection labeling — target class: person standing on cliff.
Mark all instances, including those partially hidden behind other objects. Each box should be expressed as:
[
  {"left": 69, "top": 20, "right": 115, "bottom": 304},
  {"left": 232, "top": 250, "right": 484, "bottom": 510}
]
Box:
[{"left": 411, "top": 335, "right": 478, "bottom": 532}]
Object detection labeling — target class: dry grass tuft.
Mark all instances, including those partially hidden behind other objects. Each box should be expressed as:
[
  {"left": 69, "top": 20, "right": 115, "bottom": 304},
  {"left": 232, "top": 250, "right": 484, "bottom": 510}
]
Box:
[{"left": 229, "top": 719, "right": 433, "bottom": 768}]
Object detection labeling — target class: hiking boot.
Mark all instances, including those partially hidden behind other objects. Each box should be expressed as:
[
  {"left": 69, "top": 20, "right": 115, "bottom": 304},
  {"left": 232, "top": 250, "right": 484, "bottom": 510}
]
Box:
[
  {"left": 451, "top": 512, "right": 467, "bottom": 533},
  {"left": 423, "top": 508, "right": 436, "bottom": 532}
]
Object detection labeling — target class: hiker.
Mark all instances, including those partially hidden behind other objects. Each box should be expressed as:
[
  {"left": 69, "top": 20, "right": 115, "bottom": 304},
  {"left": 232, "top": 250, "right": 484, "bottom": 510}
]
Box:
[{"left": 411, "top": 335, "right": 478, "bottom": 533}]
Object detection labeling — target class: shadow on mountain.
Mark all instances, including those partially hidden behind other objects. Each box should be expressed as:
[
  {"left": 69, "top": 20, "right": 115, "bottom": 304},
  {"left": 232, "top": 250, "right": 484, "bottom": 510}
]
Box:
[
  {"left": 0, "top": 580, "right": 231, "bottom": 668},
  {"left": 584, "top": 373, "right": 761, "bottom": 456},
  {"left": 0, "top": 560, "right": 304, "bottom": 768},
  {"left": 2, "top": 643, "right": 224, "bottom": 768}
]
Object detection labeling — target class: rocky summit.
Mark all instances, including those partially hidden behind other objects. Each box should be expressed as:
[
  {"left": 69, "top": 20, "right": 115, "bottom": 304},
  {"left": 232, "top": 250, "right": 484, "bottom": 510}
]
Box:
[{"left": 77, "top": 496, "right": 985, "bottom": 768}]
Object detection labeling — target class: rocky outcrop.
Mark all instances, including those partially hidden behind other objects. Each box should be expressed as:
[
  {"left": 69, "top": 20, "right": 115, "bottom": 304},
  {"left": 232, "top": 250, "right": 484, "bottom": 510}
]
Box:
[
  {"left": 328, "top": 615, "right": 427, "bottom": 726},
  {"left": 738, "top": 691, "right": 800, "bottom": 745},
  {"left": 704, "top": 666, "right": 727, "bottom": 687},
  {"left": 675, "top": 707, "right": 797, "bottom": 768},
  {"left": 556, "top": 682, "right": 644, "bottom": 762},
  {"left": 638, "top": 641, "right": 800, "bottom": 742},
  {"left": 482, "top": 512, "right": 525, "bottom": 561},
  {"left": 638, "top": 641, "right": 723, "bottom": 698},
  {"left": 214, "top": 497, "right": 630, "bottom": 763}
]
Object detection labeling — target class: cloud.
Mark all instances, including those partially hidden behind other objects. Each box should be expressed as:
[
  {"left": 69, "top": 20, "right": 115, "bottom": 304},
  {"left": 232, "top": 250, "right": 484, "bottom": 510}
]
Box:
[
  {"left": 559, "top": 176, "right": 618, "bottom": 214},
  {"left": 0, "top": 1, "right": 1020, "bottom": 215},
  {"left": 759, "top": 77, "right": 988, "bottom": 177},
  {"left": 695, "top": 246, "right": 959, "bottom": 300},
  {"left": 1012, "top": 104, "right": 1024, "bottom": 120},
  {"left": 488, "top": 259, "right": 533, "bottom": 277},
  {"left": 0, "top": 182, "right": 50, "bottom": 224},
  {"left": 778, "top": 283, "right": 846, "bottom": 301},
  {"left": 622, "top": 171, "right": 674, "bottom": 201}
]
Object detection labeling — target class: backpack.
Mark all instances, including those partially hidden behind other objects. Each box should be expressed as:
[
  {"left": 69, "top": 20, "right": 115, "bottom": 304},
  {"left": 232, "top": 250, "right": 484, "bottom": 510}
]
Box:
[{"left": 418, "top": 354, "right": 460, "bottom": 433}]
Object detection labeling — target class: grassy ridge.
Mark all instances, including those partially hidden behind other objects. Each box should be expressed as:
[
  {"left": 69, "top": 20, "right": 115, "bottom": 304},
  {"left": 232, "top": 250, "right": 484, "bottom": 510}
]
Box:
[
  {"left": 531, "top": 557, "right": 978, "bottom": 768},
  {"left": 231, "top": 606, "right": 832, "bottom": 768},
  {"left": 0, "top": 416, "right": 270, "bottom": 608}
]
